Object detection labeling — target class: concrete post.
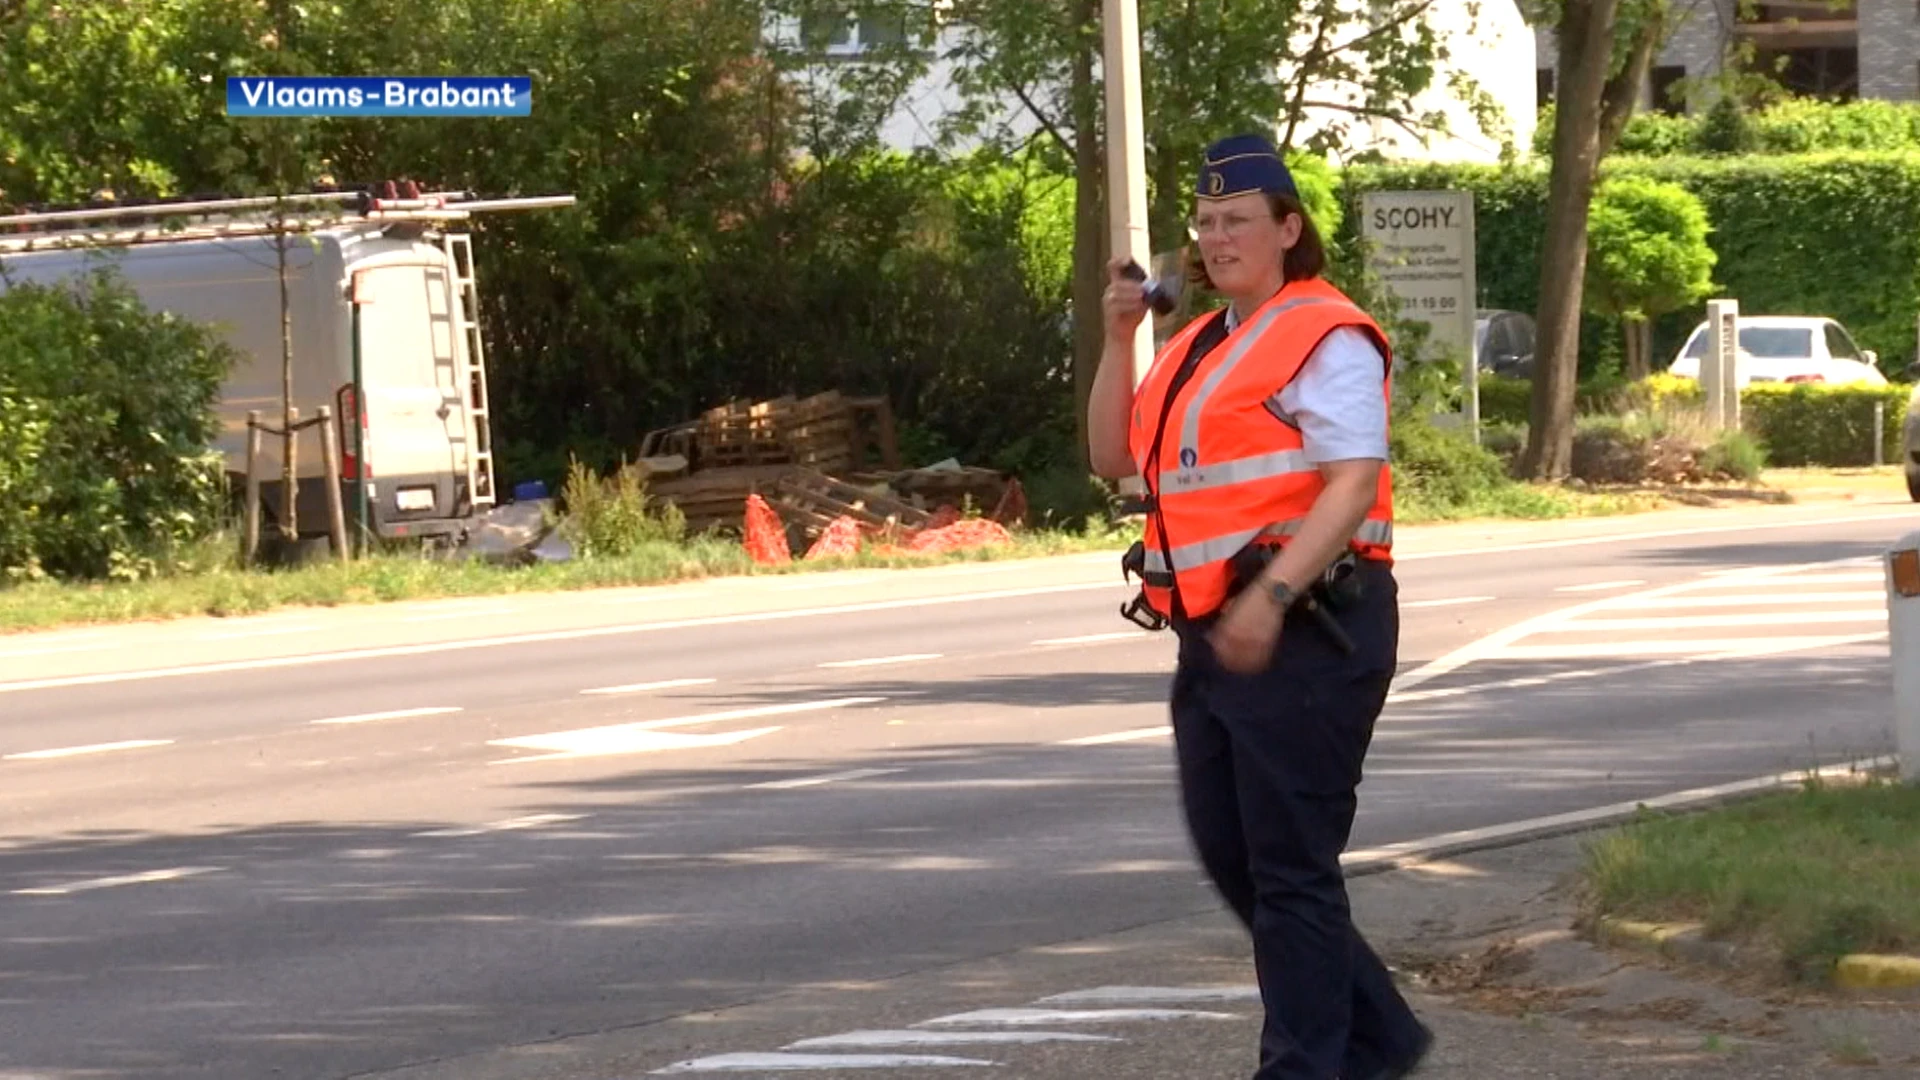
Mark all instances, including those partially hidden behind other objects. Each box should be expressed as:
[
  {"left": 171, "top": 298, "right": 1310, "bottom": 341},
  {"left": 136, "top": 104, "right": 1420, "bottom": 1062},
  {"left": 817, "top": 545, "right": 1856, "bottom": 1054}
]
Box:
[
  {"left": 1890, "top": 532, "right": 1920, "bottom": 785},
  {"left": 1704, "top": 299, "right": 1738, "bottom": 431}
]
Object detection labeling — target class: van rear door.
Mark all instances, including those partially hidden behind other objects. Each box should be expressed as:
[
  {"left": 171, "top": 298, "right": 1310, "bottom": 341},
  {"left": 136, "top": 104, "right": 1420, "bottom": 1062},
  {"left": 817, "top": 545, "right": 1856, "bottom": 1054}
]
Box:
[{"left": 353, "top": 260, "right": 470, "bottom": 523}]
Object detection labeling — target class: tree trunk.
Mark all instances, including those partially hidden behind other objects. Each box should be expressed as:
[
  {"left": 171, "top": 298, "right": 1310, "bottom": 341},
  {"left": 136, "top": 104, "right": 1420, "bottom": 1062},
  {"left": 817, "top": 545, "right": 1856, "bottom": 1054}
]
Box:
[
  {"left": 1624, "top": 318, "right": 1652, "bottom": 381},
  {"left": 1069, "top": 0, "right": 1106, "bottom": 475},
  {"left": 1518, "top": 0, "right": 1660, "bottom": 480}
]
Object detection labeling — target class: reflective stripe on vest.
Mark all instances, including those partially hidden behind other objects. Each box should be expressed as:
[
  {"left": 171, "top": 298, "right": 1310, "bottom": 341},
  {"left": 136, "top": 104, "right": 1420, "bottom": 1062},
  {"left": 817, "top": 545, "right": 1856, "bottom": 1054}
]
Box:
[{"left": 1142, "top": 517, "right": 1393, "bottom": 578}]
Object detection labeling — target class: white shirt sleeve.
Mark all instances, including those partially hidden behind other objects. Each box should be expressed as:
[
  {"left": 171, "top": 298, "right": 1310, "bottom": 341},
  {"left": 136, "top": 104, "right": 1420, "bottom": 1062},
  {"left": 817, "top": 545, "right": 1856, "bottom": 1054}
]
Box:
[{"left": 1276, "top": 326, "right": 1390, "bottom": 463}]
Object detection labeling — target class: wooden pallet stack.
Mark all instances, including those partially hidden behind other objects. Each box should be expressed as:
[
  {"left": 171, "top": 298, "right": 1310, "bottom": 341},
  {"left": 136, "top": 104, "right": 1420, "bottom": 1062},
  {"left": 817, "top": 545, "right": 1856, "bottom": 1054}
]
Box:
[{"left": 696, "top": 396, "right": 797, "bottom": 468}]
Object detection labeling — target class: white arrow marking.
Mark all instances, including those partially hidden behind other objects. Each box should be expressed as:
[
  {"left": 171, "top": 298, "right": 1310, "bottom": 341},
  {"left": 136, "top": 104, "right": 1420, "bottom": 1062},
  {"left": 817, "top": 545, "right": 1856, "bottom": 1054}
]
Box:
[
  {"left": 5, "top": 739, "right": 172, "bottom": 761},
  {"left": 13, "top": 866, "right": 219, "bottom": 896},
  {"left": 580, "top": 678, "right": 717, "bottom": 696},
  {"left": 491, "top": 726, "right": 786, "bottom": 764},
  {"left": 311, "top": 706, "right": 463, "bottom": 726}
]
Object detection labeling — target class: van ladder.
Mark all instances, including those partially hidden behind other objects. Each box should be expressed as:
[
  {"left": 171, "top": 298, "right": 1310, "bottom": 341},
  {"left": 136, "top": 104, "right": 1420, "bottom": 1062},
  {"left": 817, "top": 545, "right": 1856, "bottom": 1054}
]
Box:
[{"left": 441, "top": 231, "right": 496, "bottom": 510}]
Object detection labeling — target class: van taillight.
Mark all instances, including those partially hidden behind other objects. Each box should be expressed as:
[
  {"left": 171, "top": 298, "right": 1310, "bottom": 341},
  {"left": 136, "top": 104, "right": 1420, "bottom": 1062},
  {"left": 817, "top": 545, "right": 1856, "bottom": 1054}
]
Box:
[{"left": 335, "top": 384, "right": 371, "bottom": 480}]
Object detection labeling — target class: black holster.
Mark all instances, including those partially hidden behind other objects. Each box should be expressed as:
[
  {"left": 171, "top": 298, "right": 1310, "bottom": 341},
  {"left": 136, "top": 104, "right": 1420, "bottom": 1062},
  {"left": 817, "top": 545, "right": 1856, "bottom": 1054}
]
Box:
[
  {"left": 1226, "top": 544, "right": 1360, "bottom": 655},
  {"left": 1119, "top": 540, "right": 1171, "bottom": 632}
]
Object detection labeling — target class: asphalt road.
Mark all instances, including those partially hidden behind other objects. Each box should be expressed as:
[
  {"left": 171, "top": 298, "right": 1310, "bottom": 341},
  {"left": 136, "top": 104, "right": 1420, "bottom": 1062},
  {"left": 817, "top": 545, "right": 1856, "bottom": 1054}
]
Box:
[{"left": 0, "top": 506, "right": 1912, "bottom": 1079}]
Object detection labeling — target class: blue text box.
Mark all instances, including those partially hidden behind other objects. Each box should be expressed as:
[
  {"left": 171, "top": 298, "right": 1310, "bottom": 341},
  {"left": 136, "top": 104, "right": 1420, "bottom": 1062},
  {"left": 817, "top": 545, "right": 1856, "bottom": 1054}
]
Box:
[{"left": 227, "top": 77, "right": 533, "bottom": 117}]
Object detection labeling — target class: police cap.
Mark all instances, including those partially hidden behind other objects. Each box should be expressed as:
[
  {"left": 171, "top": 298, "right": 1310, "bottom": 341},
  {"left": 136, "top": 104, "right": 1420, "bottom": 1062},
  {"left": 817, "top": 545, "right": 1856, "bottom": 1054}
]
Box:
[{"left": 1196, "top": 133, "right": 1299, "bottom": 202}]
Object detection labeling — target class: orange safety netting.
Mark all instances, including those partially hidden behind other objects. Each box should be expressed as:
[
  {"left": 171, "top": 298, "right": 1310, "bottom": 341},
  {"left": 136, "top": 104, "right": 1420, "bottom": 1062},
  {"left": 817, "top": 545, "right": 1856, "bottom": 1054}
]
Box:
[
  {"left": 906, "top": 518, "right": 1014, "bottom": 553},
  {"left": 743, "top": 493, "right": 792, "bottom": 565},
  {"left": 804, "top": 515, "right": 864, "bottom": 560}
]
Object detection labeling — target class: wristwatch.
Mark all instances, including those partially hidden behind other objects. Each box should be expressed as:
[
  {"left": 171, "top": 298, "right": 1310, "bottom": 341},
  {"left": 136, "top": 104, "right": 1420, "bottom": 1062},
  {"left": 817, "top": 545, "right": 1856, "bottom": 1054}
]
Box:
[{"left": 1265, "top": 579, "right": 1300, "bottom": 609}]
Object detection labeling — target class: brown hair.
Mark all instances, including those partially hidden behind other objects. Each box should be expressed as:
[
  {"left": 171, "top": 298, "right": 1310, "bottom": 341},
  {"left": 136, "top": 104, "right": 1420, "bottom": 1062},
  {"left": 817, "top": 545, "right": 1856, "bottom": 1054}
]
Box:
[{"left": 1186, "top": 193, "right": 1326, "bottom": 291}]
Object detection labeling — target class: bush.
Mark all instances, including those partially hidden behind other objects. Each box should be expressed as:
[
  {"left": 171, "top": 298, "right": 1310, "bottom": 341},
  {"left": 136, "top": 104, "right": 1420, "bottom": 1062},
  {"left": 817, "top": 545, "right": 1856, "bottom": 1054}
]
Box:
[
  {"left": 556, "top": 456, "right": 688, "bottom": 558},
  {"left": 1569, "top": 407, "right": 1769, "bottom": 485},
  {"left": 1738, "top": 383, "right": 1912, "bottom": 467},
  {"left": 0, "top": 264, "right": 236, "bottom": 581},
  {"left": 1389, "top": 411, "right": 1512, "bottom": 507}
]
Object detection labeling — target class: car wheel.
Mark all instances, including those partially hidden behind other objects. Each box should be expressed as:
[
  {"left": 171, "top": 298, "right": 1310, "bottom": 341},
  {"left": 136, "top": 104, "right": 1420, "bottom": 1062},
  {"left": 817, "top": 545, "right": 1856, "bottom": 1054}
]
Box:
[{"left": 1909, "top": 465, "right": 1920, "bottom": 503}]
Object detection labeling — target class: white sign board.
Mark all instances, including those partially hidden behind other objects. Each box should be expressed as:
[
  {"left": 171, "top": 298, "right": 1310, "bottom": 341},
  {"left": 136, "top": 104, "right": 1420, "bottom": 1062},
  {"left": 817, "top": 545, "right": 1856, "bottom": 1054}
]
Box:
[{"left": 1361, "top": 190, "right": 1479, "bottom": 433}]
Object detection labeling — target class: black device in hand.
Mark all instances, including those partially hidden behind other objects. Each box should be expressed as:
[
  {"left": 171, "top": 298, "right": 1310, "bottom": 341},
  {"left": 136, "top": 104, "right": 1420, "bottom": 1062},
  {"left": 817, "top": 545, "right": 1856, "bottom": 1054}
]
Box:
[{"left": 1120, "top": 260, "right": 1176, "bottom": 317}]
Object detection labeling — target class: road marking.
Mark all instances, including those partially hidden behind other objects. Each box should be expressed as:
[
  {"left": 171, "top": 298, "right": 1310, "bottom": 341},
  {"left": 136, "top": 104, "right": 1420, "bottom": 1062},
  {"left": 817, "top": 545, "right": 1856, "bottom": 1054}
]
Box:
[
  {"left": 4, "top": 739, "right": 172, "bottom": 761},
  {"left": 1389, "top": 659, "right": 1689, "bottom": 704},
  {"left": 1494, "top": 633, "right": 1885, "bottom": 660},
  {"left": 819, "top": 653, "right": 942, "bottom": 669},
  {"left": 12, "top": 866, "right": 219, "bottom": 896},
  {"left": 311, "top": 706, "right": 463, "bottom": 726},
  {"left": 1341, "top": 754, "right": 1898, "bottom": 874},
  {"left": 0, "top": 584, "right": 1118, "bottom": 695},
  {"left": 1036, "top": 986, "right": 1263, "bottom": 1006},
  {"left": 652, "top": 1053, "right": 995, "bottom": 1073},
  {"left": 1403, "top": 596, "right": 1494, "bottom": 609},
  {"left": 746, "top": 767, "right": 902, "bottom": 790},
  {"left": 1032, "top": 632, "right": 1150, "bottom": 646},
  {"left": 915, "top": 1007, "right": 1237, "bottom": 1027},
  {"left": 1604, "top": 590, "right": 1884, "bottom": 608},
  {"left": 1726, "top": 570, "right": 1884, "bottom": 585},
  {"left": 413, "top": 813, "right": 587, "bottom": 838},
  {"left": 1548, "top": 610, "right": 1885, "bottom": 631},
  {"left": 1059, "top": 726, "right": 1171, "bottom": 746},
  {"left": 581, "top": 678, "right": 717, "bottom": 696},
  {"left": 1393, "top": 508, "right": 1915, "bottom": 562},
  {"left": 488, "top": 697, "right": 884, "bottom": 763},
  {"left": 786, "top": 1031, "right": 1119, "bottom": 1049},
  {"left": 1554, "top": 579, "right": 1645, "bottom": 593}
]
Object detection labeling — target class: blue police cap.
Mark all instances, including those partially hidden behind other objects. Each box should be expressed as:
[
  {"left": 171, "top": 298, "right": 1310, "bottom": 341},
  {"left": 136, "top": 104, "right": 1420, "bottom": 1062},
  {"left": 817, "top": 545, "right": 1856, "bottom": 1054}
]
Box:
[{"left": 1196, "top": 133, "right": 1299, "bottom": 201}]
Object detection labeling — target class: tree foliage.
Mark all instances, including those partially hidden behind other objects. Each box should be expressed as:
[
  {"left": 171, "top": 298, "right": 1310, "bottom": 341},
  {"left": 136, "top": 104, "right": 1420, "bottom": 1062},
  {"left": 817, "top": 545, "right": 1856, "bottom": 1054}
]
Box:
[{"left": 1583, "top": 175, "right": 1716, "bottom": 379}]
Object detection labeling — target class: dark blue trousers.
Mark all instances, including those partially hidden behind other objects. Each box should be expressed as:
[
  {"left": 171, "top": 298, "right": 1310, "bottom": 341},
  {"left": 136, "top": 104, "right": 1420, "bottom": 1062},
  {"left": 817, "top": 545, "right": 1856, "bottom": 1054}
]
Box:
[{"left": 1169, "top": 559, "right": 1426, "bottom": 1080}]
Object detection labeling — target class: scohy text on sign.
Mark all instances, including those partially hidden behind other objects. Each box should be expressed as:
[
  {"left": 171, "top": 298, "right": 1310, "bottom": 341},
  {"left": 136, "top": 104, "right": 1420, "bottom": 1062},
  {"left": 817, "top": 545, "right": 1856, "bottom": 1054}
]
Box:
[
  {"left": 1359, "top": 190, "right": 1478, "bottom": 368},
  {"left": 227, "top": 77, "right": 533, "bottom": 118}
]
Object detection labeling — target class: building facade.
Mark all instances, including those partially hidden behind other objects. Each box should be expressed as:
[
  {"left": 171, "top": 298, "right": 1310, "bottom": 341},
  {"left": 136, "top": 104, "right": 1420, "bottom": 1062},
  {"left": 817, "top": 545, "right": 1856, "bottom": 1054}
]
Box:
[{"left": 1536, "top": 1, "right": 1920, "bottom": 112}]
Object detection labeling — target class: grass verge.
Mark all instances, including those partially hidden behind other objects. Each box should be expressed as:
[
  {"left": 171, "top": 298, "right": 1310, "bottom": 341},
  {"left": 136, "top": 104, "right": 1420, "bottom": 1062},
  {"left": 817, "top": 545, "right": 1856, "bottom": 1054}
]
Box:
[
  {"left": 0, "top": 522, "right": 1135, "bottom": 634},
  {"left": 1581, "top": 776, "right": 1920, "bottom": 983}
]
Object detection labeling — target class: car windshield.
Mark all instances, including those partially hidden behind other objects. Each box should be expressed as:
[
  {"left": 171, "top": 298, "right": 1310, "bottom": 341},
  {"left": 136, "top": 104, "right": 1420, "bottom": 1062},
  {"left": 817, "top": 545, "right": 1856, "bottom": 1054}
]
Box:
[{"left": 1685, "top": 326, "right": 1816, "bottom": 359}]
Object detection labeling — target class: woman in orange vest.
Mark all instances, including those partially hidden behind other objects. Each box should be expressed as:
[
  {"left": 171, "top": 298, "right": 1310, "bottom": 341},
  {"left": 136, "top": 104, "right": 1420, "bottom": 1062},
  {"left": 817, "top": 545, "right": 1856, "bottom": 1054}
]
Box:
[{"left": 1088, "top": 133, "right": 1432, "bottom": 1080}]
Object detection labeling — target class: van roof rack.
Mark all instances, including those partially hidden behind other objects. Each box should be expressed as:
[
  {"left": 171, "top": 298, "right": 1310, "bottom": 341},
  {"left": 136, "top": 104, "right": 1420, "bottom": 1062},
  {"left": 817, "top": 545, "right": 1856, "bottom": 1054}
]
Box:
[{"left": 0, "top": 184, "right": 576, "bottom": 254}]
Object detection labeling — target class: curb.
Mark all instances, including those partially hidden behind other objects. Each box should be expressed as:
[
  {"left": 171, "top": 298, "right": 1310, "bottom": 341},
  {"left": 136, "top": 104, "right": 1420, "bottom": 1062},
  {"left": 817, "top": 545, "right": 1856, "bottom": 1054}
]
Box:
[
  {"left": 1596, "top": 917, "right": 1920, "bottom": 996},
  {"left": 1340, "top": 754, "right": 1900, "bottom": 880}
]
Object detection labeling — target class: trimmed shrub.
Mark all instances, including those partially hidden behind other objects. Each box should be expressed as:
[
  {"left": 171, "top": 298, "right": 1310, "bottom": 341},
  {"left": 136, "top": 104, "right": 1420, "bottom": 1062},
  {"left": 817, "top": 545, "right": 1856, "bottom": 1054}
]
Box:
[
  {"left": 1738, "top": 383, "right": 1912, "bottom": 468},
  {"left": 0, "top": 264, "right": 237, "bottom": 581}
]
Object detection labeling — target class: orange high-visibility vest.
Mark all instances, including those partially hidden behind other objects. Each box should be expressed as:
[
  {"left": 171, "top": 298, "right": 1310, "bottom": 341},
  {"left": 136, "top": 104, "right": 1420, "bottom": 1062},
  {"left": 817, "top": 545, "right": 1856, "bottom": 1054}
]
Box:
[{"left": 1126, "top": 276, "right": 1395, "bottom": 622}]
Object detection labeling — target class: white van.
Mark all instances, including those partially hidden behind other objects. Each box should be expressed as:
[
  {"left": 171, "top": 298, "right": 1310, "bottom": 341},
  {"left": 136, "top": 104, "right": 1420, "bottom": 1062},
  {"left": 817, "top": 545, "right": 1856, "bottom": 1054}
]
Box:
[{"left": 0, "top": 203, "right": 521, "bottom": 545}]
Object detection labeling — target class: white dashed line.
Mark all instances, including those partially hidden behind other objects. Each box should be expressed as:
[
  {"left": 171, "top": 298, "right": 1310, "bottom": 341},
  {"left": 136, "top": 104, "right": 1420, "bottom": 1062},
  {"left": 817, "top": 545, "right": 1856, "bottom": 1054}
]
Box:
[
  {"left": 413, "top": 813, "right": 587, "bottom": 838},
  {"left": 488, "top": 697, "right": 885, "bottom": 763},
  {"left": 914, "top": 1007, "right": 1237, "bottom": 1026},
  {"left": 1545, "top": 610, "right": 1885, "bottom": 632},
  {"left": 12, "top": 866, "right": 219, "bottom": 896},
  {"left": 1554, "top": 579, "right": 1645, "bottom": 593},
  {"left": 581, "top": 678, "right": 717, "bottom": 696},
  {"left": 1032, "top": 632, "right": 1150, "bottom": 646},
  {"left": 746, "top": 768, "right": 903, "bottom": 790},
  {"left": 786, "top": 1031, "right": 1119, "bottom": 1049},
  {"left": 653, "top": 1052, "right": 995, "bottom": 1072},
  {"left": 1403, "top": 596, "right": 1494, "bottom": 609},
  {"left": 310, "top": 706, "right": 463, "bottom": 725},
  {"left": 4, "top": 739, "right": 173, "bottom": 761},
  {"left": 1605, "top": 591, "right": 1884, "bottom": 609},
  {"left": 1059, "top": 726, "right": 1171, "bottom": 746},
  {"left": 818, "top": 653, "right": 942, "bottom": 669}
]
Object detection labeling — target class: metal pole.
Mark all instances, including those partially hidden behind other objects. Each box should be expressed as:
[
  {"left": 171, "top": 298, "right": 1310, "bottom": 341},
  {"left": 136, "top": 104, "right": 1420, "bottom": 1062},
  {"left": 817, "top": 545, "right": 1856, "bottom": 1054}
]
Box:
[
  {"left": 1875, "top": 400, "right": 1886, "bottom": 467},
  {"left": 244, "top": 411, "right": 263, "bottom": 566},
  {"left": 351, "top": 294, "right": 370, "bottom": 555},
  {"left": 1888, "top": 534, "right": 1920, "bottom": 785},
  {"left": 318, "top": 405, "right": 349, "bottom": 562}
]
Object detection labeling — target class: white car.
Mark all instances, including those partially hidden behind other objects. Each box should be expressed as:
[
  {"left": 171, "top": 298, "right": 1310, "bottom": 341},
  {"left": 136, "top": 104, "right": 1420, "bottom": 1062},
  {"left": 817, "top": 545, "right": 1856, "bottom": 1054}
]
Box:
[{"left": 1669, "top": 316, "right": 1888, "bottom": 388}]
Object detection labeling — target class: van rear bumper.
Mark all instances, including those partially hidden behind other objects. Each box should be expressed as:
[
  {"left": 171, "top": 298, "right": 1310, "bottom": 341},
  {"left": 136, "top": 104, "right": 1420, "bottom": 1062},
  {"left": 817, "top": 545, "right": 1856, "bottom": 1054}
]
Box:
[{"left": 246, "top": 472, "right": 478, "bottom": 542}]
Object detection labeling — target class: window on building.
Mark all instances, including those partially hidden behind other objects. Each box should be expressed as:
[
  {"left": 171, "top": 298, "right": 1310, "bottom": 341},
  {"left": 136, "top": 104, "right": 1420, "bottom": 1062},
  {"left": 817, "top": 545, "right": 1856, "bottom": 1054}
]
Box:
[
  {"left": 799, "top": 6, "right": 918, "bottom": 55},
  {"left": 1650, "top": 65, "right": 1687, "bottom": 115}
]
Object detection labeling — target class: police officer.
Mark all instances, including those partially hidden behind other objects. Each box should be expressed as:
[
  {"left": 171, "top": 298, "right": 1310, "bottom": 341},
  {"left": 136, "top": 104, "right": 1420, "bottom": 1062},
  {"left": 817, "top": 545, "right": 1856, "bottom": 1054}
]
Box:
[{"left": 1087, "top": 132, "right": 1433, "bottom": 1080}]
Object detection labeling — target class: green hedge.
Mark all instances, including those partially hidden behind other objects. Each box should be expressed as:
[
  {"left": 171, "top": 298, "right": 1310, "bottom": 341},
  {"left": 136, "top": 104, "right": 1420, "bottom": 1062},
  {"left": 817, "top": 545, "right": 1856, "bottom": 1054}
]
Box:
[
  {"left": 0, "top": 263, "right": 238, "bottom": 581},
  {"left": 1477, "top": 374, "right": 1914, "bottom": 469},
  {"left": 1337, "top": 151, "right": 1920, "bottom": 377}
]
